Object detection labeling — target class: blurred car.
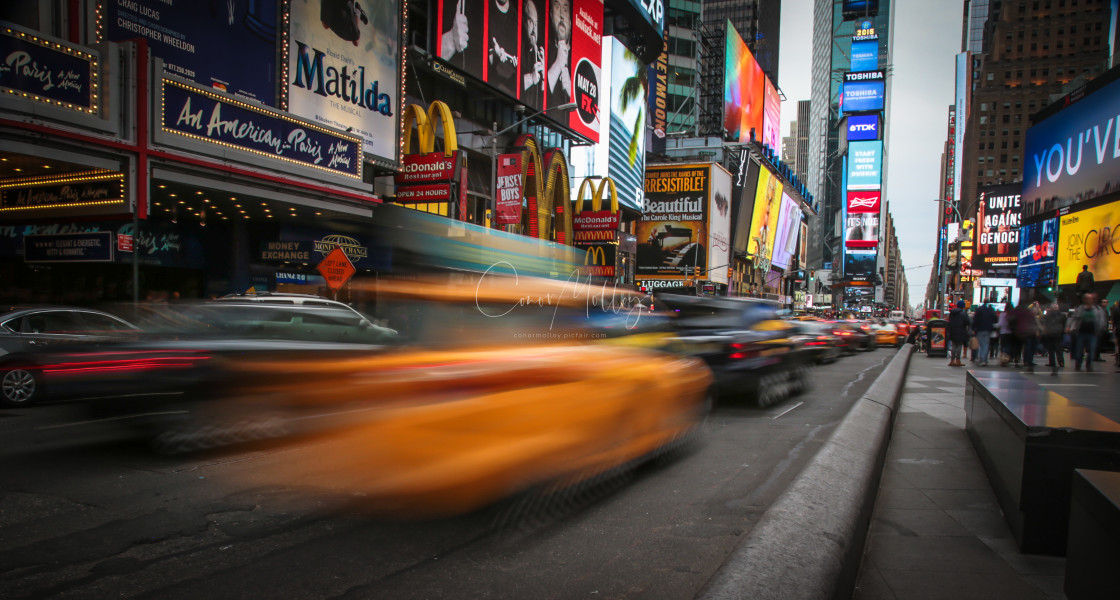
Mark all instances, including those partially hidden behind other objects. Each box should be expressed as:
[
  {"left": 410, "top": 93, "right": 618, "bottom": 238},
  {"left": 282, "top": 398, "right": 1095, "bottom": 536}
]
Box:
[
  {"left": 890, "top": 319, "right": 911, "bottom": 341},
  {"left": 827, "top": 320, "right": 874, "bottom": 353},
  {"left": 652, "top": 294, "right": 816, "bottom": 407},
  {"left": 791, "top": 320, "right": 842, "bottom": 364},
  {"left": 39, "top": 275, "right": 714, "bottom": 518},
  {"left": 0, "top": 306, "right": 141, "bottom": 406},
  {"left": 870, "top": 322, "right": 903, "bottom": 347}
]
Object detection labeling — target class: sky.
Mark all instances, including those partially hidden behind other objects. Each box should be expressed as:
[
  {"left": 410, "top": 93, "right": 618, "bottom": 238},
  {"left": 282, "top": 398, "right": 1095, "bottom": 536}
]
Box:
[{"left": 778, "top": 0, "right": 965, "bottom": 309}]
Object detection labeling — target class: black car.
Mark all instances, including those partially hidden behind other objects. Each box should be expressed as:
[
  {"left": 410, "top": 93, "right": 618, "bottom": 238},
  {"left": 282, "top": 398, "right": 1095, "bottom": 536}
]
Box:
[
  {"left": 654, "top": 294, "right": 816, "bottom": 407},
  {"left": 0, "top": 306, "right": 141, "bottom": 406},
  {"left": 791, "top": 320, "right": 843, "bottom": 364}
]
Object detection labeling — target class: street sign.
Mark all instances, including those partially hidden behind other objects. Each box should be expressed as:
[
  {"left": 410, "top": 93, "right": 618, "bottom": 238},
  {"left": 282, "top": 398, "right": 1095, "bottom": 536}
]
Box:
[{"left": 316, "top": 246, "right": 356, "bottom": 291}]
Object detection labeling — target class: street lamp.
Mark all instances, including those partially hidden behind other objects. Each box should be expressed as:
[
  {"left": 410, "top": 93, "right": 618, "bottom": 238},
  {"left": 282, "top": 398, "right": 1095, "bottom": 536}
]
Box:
[
  {"left": 488, "top": 103, "right": 577, "bottom": 227},
  {"left": 933, "top": 199, "right": 969, "bottom": 311}
]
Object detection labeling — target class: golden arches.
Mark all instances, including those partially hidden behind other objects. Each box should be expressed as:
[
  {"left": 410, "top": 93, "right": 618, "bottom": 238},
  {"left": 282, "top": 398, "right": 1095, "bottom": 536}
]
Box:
[
  {"left": 513, "top": 134, "right": 573, "bottom": 245},
  {"left": 573, "top": 177, "right": 620, "bottom": 214},
  {"left": 401, "top": 100, "right": 458, "bottom": 156}
]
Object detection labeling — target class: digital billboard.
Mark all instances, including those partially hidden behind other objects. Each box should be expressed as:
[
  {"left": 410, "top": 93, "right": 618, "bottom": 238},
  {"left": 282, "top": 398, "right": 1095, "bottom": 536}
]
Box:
[
  {"left": 850, "top": 39, "right": 879, "bottom": 72},
  {"left": 746, "top": 165, "right": 784, "bottom": 265},
  {"left": 846, "top": 141, "right": 883, "bottom": 190},
  {"left": 438, "top": 0, "right": 602, "bottom": 141},
  {"left": 289, "top": 0, "right": 402, "bottom": 166},
  {"left": 730, "top": 153, "right": 761, "bottom": 254},
  {"left": 845, "top": 249, "right": 877, "bottom": 281},
  {"left": 1022, "top": 76, "right": 1120, "bottom": 214},
  {"left": 1017, "top": 217, "right": 1059, "bottom": 288},
  {"left": 723, "top": 21, "right": 765, "bottom": 143},
  {"left": 762, "top": 78, "right": 782, "bottom": 155},
  {"left": 708, "top": 165, "right": 732, "bottom": 285},
  {"left": 845, "top": 213, "right": 879, "bottom": 248},
  {"left": 845, "top": 115, "right": 880, "bottom": 142},
  {"left": 841, "top": 76, "right": 885, "bottom": 114},
  {"left": 846, "top": 190, "right": 881, "bottom": 214},
  {"left": 771, "top": 193, "right": 801, "bottom": 270},
  {"left": 569, "top": 37, "right": 646, "bottom": 211},
  {"left": 1057, "top": 199, "right": 1120, "bottom": 285},
  {"left": 638, "top": 164, "right": 710, "bottom": 278},
  {"left": 975, "top": 183, "right": 1022, "bottom": 272},
  {"left": 843, "top": 1, "right": 880, "bottom": 20},
  {"left": 105, "top": 0, "right": 278, "bottom": 105}
]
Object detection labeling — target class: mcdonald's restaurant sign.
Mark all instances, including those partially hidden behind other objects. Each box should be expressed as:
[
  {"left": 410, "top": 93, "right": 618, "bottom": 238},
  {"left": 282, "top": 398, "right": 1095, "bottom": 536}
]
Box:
[
  {"left": 396, "top": 100, "right": 467, "bottom": 214},
  {"left": 571, "top": 177, "right": 621, "bottom": 245},
  {"left": 580, "top": 244, "right": 616, "bottom": 277}
]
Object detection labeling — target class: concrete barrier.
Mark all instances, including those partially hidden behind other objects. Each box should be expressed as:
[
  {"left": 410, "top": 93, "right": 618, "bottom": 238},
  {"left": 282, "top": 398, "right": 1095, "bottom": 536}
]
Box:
[{"left": 696, "top": 344, "right": 913, "bottom": 600}]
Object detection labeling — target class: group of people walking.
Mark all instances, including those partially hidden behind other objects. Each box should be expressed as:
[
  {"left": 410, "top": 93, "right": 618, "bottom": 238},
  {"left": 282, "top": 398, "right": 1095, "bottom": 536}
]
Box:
[{"left": 945, "top": 292, "right": 1119, "bottom": 375}]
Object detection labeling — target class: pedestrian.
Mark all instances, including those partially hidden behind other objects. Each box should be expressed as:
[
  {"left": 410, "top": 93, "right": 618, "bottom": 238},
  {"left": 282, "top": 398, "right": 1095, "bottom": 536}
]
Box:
[
  {"left": 1068, "top": 292, "right": 1108, "bottom": 372},
  {"left": 972, "top": 301, "right": 997, "bottom": 367},
  {"left": 948, "top": 300, "right": 971, "bottom": 367},
  {"left": 998, "top": 302, "right": 1019, "bottom": 367},
  {"left": 1094, "top": 297, "right": 1109, "bottom": 363},
  {"left": 1041, "top": 301, "right": 1067, "bottom": 375},
  {"left": 1010, "top": 299, "right": 1041, "bottom": 373},
  {"left": 1075, "top": 264, "right": 1094, "bottom": 302}
]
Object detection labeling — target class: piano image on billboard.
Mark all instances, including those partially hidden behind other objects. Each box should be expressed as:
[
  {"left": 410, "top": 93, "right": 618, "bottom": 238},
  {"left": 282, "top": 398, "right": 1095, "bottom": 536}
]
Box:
[{"left": 638, "top": 222, "right": 706, "bottom": 275}]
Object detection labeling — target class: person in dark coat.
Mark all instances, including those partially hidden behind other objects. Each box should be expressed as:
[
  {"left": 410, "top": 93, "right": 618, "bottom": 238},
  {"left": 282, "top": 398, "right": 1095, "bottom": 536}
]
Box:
[
  {"left": 948, "top": 300, "right": 971, "bottom": 367},
  {"left": 1041, "top": 301, "right": 1067, "bottom": 375},
  {"left": 971, "top": 302, "right": 997, "bottom": 366}
]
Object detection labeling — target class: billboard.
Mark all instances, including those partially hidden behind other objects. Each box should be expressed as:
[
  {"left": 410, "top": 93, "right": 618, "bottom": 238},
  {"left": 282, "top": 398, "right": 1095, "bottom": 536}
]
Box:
[
  {"left": 730, "top": 153, "right": 761, "bottom": 254},
  {"left": 1057, "top": 200, "right": 1120, "bottom": 285},
  {"left": 975, "top": 183, "right": 1022, "bottom": 272},
  {"left": 846, "top": 190, "right": 881, "bottom": 214},
  {"left": 841, "top": 72, "right": 885, "bottom": 114},
  {"left": 845, "top": 115, "right": 880, "bottom": 142},
  {"left": 953, "top": 52, "right": 969, "bottom": 204},
  {"left": 850, "top": 39, "right": 879, "bottom": 72},
  {"left": 845, "top": 249, "right": 877, "bottom": 281},
  {"left": 438, "top": 0, "right": 601, "bottom": 141},
  {"left": 638, "top": 164, "right": 710, "bottom": 278},
  {"left": 708, "top": 165, "right": 732, "bottom": 285},
  {"left": 1017, "top": 217, "right": 1059, "bottom": 288},
  {"left": 1022, "top": 76, "right": 1120, "bottom": 213},
  {"left": 723, "top": 21, "right": 765, "bottom": 143},
  {"left": 846, "top": 141, "right": 883, "bottom": 190},
  {"left": 746, "top": 165, "right": 784, "bottom": 266},
  {"left": 843, "top": 1, "right": 880, "bottom": 20},
  {"left": 845, "top": 213, "right": 879, "bottom": 248},
  {"left": 762, "top": 78, "right": 782, "bottom": 155},
  {"left": 771, "top": 193, "right": 801, "bottom": 270},
  {"left": 569, "top": 37, "right": 646, "bottom": 211},
  {"left": 105, "top": 0, "right": 278, "bottom": 105},
  {"left": 289, "top": 0, "right": 402, "bottom": 166}
]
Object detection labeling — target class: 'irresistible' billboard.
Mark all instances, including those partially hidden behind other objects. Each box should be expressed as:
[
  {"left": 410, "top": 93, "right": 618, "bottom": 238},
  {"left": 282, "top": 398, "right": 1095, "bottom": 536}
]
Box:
[{"left": 638, "top": 163, "right": 731, "bottom": 284}]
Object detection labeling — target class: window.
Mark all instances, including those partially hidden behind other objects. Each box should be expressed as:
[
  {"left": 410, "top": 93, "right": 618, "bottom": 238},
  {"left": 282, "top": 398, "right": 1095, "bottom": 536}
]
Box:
[{"left": 980, "top": 116, "right": 989, "bottom": 124}]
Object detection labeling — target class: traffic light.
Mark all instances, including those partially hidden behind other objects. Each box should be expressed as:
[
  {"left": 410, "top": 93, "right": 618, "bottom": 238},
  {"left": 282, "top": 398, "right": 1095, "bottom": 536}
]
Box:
[
  {"left": 693, "top": 266, "right": 701, "bottom": 279},
  {"left": 809, "top": 270, "right": 815, "bottom": 282},
  {"left": 727, "top": 267, "right": 734, "bottom": 279}
]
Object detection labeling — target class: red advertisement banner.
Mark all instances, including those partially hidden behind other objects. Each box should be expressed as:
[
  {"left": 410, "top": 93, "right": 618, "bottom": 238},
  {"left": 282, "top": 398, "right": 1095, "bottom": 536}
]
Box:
[
  {"left": 396, "top": 183, "right": 453, "bottom": 203},
  {"left": 573, "top": 210, "right": 620, "bottom": 230},
  {"left": 846, "top": 190, "right": 880, "bottom": 214},
  {"left": 395, "top": 152, "right": 461, "bottom": 184},
  {"left": 495, "top": 153, "right": 523, "bottom": 225},
  {"left": 567, "top": 0, "right": 602, "bottom": 142}
]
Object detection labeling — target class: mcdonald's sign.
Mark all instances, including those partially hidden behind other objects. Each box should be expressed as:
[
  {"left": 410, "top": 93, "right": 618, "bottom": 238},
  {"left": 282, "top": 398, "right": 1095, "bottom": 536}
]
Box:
[
  {"left": 580, "top": 245, "right": 616, "bottom": 277},
  {"left": 573, "top": 177, "right": 621, "bottom": 235},
  {"left": 396, "top": 100, "right": 467, "bottom": 215}
]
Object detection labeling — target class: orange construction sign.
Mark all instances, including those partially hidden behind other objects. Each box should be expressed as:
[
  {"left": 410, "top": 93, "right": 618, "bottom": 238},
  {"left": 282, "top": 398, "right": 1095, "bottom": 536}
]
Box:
[{"left": 316, "top": 246, "right": 356, "bottom": 291}]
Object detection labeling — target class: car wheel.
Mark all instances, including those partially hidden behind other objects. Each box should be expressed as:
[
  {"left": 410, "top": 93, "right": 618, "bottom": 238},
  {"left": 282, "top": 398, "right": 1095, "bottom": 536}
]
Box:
[{"left": 1, "top": 365, "right": 40, "bottom": 406}]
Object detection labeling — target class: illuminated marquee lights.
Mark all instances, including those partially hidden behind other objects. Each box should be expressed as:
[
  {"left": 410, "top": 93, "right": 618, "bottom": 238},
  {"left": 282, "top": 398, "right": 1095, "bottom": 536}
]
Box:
[
  {"left": 0, "top": 171, "right": 125, "bottom": 213},
  {"left": 1, "top": 26, "right": 100, "bottom": 114},
  {"left": 161, "top": 78, "right": 363, "bottom": 179},
  {"left": 515, "top": 134, "right": 574, "bottom": 245}
]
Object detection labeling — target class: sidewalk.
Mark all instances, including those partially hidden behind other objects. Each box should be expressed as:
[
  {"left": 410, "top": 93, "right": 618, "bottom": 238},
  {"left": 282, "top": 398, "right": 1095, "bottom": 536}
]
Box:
[{"left": 851, "top": 350, "right": 1120, "bottom": 600}]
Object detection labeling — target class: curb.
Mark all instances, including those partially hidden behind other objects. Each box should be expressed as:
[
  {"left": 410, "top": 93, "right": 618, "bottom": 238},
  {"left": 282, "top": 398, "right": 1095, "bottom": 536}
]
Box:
[{"left": 696, "top": 344, "right": 913, "bottom": 600}]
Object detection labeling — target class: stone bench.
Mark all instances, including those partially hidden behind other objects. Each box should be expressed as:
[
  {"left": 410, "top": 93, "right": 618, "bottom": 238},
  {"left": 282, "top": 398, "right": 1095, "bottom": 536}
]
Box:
[
  {"left": 1065, "top": 469, "right": 1120, "bottom": 600},
  {"left": 965, "top": 370, "right": 1120, "bottom": 555}
]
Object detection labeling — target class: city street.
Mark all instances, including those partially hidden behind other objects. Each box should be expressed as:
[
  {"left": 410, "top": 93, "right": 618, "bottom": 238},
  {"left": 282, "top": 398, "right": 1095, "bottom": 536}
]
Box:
[{"left": 0, "top": 350, "right": 893, "bottom": 599}]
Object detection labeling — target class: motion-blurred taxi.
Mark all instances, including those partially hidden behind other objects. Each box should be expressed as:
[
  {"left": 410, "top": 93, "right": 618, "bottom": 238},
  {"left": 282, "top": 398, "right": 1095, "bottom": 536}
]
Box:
[
  {"left": 44, "top": 274, "right": 713, "bottom": 518},
  {"left": 870, "top": 322, "right": 904, "bottom": 347}
]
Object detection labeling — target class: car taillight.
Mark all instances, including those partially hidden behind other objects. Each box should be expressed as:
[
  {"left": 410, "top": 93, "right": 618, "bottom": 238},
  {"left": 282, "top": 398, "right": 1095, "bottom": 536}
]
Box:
[
  {"left": 42, "top": 351, "right": 212, "bottom": 375},
  {"left": 728, "top": 342, "right": 758, "bottom": 360}
]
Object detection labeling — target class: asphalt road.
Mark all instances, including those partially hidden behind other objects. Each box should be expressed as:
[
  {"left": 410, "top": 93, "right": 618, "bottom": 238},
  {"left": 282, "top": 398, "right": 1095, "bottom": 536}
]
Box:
[{"left": 0, "top": 348, "right": 894, "bottom": 600}]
